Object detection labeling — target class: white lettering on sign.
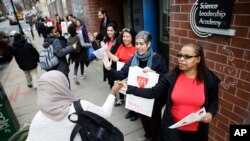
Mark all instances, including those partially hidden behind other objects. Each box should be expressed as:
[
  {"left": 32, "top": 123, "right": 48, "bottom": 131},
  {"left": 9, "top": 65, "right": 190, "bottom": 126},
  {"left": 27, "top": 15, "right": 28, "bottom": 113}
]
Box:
[
  {"left": 234, "top": 129, "right": 247, "bottom": 136},
  {"left": 200, "top": 3, "right": 218, "bottom": 9},
  {"left": 198, "top": 18, "right": 222, "bottom": 27},
  {"left": 189, "top": 0, "right": 235, "bottom": 38},
  {"left": 199, "top": 10, "right": 226, "bottom": 19}
]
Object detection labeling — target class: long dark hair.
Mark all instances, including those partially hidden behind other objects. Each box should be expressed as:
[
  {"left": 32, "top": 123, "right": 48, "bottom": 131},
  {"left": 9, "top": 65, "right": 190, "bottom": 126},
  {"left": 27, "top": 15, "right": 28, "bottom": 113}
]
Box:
[
  {"left": 120, "top": 28, "right": 136, "bottom": 46},
  {"left": 67, "top": 23, "right": 77, "bottom": 36},
  {"left": 103, "top": 22, "right": 119, "bottom": 43},
  {"left": 173, "top": 43, "right": 206, "bottom": 84}
]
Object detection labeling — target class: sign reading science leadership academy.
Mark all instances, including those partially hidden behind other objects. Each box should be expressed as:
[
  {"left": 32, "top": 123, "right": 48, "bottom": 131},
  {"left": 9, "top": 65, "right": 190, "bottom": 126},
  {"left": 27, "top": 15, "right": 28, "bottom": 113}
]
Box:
[{"left": 190, "top": 0, "right": 235, "bottom": 38}]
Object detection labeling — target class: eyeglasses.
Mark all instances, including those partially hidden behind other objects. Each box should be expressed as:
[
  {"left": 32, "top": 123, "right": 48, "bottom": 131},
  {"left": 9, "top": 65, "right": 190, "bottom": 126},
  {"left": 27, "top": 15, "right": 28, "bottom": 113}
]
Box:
[
  {"left": 122, "top": 28, "right": 131, "bottom": 32},
  {"left": 177, "top": 53, "right": 199, "bottom": 59}
]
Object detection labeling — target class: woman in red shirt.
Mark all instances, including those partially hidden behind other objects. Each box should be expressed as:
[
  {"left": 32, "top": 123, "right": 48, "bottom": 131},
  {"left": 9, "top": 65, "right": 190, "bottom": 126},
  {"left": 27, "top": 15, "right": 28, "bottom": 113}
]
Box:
[
  {"left": 105, "top": 28, "right": 139, "bottom": 121},
  {"left": 106, "top": 28, "right": 136, "bottom": 103}
]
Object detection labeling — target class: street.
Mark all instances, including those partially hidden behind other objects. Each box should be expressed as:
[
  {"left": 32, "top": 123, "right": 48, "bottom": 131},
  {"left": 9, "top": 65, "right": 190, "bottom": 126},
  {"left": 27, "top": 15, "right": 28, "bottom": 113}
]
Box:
[{"left": 0, "top": 19, "right": 30, "bottom": 35}]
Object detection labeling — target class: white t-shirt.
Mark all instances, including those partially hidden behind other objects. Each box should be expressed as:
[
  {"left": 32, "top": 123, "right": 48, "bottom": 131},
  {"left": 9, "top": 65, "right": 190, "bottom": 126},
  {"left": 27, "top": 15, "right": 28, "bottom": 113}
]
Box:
[{"left": 26, "top": 94, "right": 115, "bottom": 141}]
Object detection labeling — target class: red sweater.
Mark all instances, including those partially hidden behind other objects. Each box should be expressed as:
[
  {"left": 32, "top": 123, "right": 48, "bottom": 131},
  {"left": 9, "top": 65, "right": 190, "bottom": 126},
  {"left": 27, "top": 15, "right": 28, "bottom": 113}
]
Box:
[
  {"left": 171, "top": 73, "right": 205, "bottom": 131},
  {"left": 115, "top": 44, "right": 136, "bottom": 63}
]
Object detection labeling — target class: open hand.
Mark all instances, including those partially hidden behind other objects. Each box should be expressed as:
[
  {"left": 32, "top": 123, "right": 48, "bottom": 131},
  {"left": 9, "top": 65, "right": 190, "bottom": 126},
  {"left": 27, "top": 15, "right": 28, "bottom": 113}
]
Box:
[
  {"left": 93, "top": 32, "right": 98, "bottom": 37},
  {"left": 72, "top": 42, "right": 77, "bottom": 49},
  {"left": 102, "top": 55, "right": 112, "bottom": 70},
  {"left": 100, "top": 41, "right": 108, "bottom": 51},
  {"left": 88, "top": 32, "right": 95, "bottom": 42}
]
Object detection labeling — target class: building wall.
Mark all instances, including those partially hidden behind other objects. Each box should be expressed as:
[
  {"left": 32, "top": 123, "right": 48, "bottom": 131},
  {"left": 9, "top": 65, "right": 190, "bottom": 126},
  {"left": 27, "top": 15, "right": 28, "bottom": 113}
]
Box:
[
  {"left": 81, "top": 0, "right": 122, "bottom": 33},
  {"left": 169, "top": 1, "right": 250, "bottom": 141}
]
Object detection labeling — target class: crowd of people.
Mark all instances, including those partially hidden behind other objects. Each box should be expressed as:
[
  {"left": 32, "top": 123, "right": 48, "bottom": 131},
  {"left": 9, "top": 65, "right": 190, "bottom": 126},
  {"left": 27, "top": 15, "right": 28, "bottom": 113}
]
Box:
[{"left": 10, "top": 7, "right": 221, "bottom": 141}]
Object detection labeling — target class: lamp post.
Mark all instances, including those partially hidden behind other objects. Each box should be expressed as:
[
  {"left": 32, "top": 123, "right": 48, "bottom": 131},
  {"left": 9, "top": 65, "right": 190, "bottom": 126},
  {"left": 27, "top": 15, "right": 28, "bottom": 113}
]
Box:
[{"left": 10, "top": 0, "right": 25, "bottom": 35}]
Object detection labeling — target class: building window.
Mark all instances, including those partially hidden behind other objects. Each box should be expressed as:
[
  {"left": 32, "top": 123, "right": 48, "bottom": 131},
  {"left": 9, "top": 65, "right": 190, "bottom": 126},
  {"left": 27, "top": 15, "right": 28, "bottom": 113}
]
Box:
[{"left": 160, "top": 0, "right": 169, "bottom": 44}]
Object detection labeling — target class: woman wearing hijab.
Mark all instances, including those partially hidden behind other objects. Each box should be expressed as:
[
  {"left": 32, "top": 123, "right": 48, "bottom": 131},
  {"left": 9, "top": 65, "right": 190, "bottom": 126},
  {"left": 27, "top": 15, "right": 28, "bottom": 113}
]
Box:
[
  {"left": 103, "top": 31, "right": 167, "bottom": 140},
  {"left": 26, "top": 70, "right": 119, "bottom": 141}
]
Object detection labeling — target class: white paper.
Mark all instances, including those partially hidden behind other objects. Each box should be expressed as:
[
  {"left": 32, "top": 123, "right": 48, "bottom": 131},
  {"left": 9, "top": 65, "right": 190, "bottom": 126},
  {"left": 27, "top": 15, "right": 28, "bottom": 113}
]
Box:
[
  {"left": 46, "top": 21, "right": 53, "bottom": 27},
  {"left": 125, "top": 66, "right": 159, "bottom": 117},
  {"left": 117, "top": 61, "right": 125, "bottom": 71},
  {"left": 93, "top": 48, "right": 106, "bottom": 59},
  {"left": 169, "top": 107, "right": 206, "bottom": 129},
  {"left": 125, "top": 95, "right": 155, "bottom": 117},
  {"left": 61, "top": 22, "right": 68, "bottom": 35},
  {"left": 127, "top": 66, "right": 159, "bottom": 88}
]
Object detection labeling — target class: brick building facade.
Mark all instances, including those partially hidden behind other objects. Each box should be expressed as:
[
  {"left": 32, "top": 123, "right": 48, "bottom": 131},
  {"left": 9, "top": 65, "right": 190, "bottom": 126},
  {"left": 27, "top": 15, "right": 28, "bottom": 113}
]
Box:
[
  {"left": 66, "top": 0, "right": 122, "bottom": 33},
  {"left": 169, "top": 1, "right": 250, "bottom": 141}
]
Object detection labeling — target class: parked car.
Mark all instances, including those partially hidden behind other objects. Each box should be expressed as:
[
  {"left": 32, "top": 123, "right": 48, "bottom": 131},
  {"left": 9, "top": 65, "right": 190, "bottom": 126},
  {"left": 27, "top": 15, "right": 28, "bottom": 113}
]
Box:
[
  {"left": 0, "top": 31, "right": 13, "bottom": 61},
  {"left": 0, "top": 15, "right": 6, "bottom": 22}
]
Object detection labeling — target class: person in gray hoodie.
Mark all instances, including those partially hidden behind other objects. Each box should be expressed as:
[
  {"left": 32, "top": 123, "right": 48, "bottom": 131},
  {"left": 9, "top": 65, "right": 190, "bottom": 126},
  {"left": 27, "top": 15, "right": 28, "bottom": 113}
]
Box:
[{"left": 43, "top": 26, "right": 77, "bottom": 85}]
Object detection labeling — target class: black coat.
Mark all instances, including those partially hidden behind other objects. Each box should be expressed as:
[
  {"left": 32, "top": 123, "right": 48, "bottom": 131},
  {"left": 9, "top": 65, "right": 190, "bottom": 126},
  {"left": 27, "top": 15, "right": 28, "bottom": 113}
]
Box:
[
  {"left": 127, "top": 68, "right": 221, "bottom": 141},
  {"left": 96, "top": 17, "right": 112, "bottom": 41},
  {"left": 11, "top": 40, "right": 39, "bottom": 71},
  {"left": 67, "top": 34, "right": 86, "bottom": 63}
]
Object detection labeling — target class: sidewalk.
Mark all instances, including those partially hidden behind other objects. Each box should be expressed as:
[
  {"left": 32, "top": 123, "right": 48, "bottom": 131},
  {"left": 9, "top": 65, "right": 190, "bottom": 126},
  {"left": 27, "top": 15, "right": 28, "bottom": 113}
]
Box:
[{"left": 1, "top": 33, "right": 144, "bottom": 140}]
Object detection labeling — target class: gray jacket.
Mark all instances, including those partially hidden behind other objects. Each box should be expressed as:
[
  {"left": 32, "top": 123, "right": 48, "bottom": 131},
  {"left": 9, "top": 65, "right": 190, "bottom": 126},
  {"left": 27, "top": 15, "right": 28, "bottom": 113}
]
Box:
[{"left": 43, "top": 37, "right": 74, "bottom": 76}]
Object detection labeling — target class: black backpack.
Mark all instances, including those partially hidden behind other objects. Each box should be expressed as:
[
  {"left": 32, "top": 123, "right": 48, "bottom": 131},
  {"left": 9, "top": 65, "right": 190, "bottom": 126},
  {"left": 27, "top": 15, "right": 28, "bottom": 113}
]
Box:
[{"left": 68, "top": 100, "right": 124, "bottom": 141}]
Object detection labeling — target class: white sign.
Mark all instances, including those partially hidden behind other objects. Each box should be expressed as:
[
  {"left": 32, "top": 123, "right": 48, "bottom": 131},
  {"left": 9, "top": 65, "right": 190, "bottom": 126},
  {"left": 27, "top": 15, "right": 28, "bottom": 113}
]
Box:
[
  {"left": 61, "top": 22, "right": 68, "bottom": 35},
  {"left": 169, "top": 107, "right": 206, "bottom": 129},
  {"left": 125, "top": 66, "right": 159, "bottom": 117},
  {"left": 46, "top": 21, "right": 53, "bottom": 27},
  {"left": 127, "top": 66, "right": 159, "bottom": 88},
  {"left": 125, "top": 95, "right": 155, "bottom": 117},
  {"left": 117, "top": 61, "right": 125, "bottom": 71}
]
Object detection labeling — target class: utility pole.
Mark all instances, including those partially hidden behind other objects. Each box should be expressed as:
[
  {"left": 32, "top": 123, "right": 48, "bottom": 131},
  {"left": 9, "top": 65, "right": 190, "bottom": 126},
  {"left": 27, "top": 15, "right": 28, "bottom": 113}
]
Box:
[
  {"left": 10, "top": 0, "right": 24, "bottom": 35},
  {"left": 22, "top": 0, "right": 26, "bottom": 10}
]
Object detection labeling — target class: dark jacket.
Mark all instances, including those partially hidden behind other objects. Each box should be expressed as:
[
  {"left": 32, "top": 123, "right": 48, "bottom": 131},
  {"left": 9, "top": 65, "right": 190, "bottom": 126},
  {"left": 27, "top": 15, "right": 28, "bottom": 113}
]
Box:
[
  {"left": 67, "top": 34, "right": 86, "bottom": 63},
  {"left": 43, "top": 37, "right": 74, "bottom": 76},
  {"left": 127, "top": 68, "right": 221, "bottom": 141},
  {"left": 96, "top": 17, "right": 112, "bottom": 41},
  {"left": 11, "top": 40, "right": 39, "bottom": 71}
]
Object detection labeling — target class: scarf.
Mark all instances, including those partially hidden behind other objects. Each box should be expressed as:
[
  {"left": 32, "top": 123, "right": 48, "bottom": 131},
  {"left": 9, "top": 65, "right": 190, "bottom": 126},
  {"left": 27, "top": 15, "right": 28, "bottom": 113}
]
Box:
[
  {"left": 131, "top": 48, "right": 154, "bottom": 67},
  {"left": 37, "top": 70, "right": 77, "bottom": 121}
]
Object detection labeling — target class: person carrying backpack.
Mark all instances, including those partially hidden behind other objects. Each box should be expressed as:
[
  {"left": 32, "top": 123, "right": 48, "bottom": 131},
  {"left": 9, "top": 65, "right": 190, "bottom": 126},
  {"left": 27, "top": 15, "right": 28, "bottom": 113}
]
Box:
[
  {"left": 42, "top": 26, "right": 77, "bottom": 84},
  {"left": 26, "top": 70, "right": 122, "bottom": 141},
  {"left": 10, "top": 33, "right": 39, "bottom": 88}
]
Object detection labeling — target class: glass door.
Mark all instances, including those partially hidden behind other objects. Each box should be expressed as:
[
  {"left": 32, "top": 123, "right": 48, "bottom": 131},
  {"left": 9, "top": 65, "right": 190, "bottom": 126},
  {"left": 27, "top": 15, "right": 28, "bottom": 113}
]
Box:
[{"left": 157, "top": 0, "right": 169, "bottom": 68}]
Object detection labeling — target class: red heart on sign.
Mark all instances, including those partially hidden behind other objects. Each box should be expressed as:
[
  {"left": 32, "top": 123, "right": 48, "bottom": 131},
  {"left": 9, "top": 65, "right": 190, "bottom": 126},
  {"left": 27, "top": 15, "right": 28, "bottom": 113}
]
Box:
[{"left": 137, "top": 76, "right": 148, "bottom": 88}]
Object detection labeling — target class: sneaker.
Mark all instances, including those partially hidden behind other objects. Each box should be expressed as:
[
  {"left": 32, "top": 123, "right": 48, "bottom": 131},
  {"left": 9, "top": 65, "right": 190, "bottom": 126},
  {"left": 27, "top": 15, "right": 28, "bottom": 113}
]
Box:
[
  {"left": 130, "top": 113, "right": 139, "bottom": 121},
  {"left": 80, "top": 73, "right": 87, "bottom": 79},
  {"left": 73, "top": 76, "right": 80, "bottom": 85},
  {"left": 115, "top": 99, "right": 124, "bottom": 106},
  {"left": 125, "top": 111, "right": 133, "bottom": 119}
]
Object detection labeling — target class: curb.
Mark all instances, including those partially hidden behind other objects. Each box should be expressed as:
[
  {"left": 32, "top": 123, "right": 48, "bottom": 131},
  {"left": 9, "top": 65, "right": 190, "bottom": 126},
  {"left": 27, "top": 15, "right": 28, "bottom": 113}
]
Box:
[{"left": 0, "top": 58, "right": 15, "bottom": 86}]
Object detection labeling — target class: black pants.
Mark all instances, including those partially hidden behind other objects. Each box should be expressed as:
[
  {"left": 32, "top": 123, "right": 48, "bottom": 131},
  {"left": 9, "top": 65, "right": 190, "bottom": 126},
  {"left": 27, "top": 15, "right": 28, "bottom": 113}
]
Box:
[
  {"left": 178, "top": 130, "right": 198, "bottom": 141},
  {"left": 140, "top": 99, "right": 163, "bottom": 141},
  {"left": 74, "top": 61, "right": 84, "bottom": 76}
]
